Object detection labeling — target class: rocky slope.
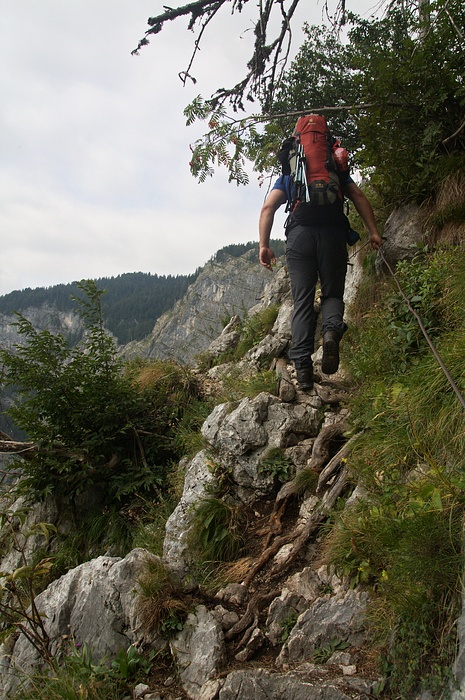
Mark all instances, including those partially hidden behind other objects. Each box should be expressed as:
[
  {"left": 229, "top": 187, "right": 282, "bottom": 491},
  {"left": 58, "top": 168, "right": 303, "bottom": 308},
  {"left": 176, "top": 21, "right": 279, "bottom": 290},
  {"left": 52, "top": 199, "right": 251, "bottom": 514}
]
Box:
[
  {"left": 1, "top": 207, "right": 461, "bottom": 700},
  {"left": 121, "top": 249, "right": 273, "bottom": 365},
  {"left": 0, "top": 259, "right": 378, "bottom": 700}
]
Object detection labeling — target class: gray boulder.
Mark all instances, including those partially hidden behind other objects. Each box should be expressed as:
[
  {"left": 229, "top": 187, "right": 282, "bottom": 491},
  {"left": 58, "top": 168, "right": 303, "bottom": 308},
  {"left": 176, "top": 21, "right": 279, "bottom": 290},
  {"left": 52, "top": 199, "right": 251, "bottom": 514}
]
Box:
[
  {"left": 218, "top": 667, "right": 373, "bottom": 699},
  {"left": 205, "top": 315, "right": 241, "bottom": 360},
  {"left": 375, "top": 203, "right": 423, "bottom": 274},
  {"left": 0, "top": 548, "right": 158, "bottom": 698},
  {"left": 277, "top": 586, "right": 368, "bottom": 667},
  {"left": 170, "top": 605, "right": 226, "bottom": 699},
  {"left": 163, "top": 450, "right": 218, "bottom": 581}
]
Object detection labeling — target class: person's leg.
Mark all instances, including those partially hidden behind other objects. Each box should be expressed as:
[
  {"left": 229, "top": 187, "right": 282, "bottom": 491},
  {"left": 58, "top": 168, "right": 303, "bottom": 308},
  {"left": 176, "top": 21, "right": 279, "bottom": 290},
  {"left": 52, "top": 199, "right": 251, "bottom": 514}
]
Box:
[
  {"left": 285, "top": 224, "right": 318, "bottom": 369},
  {"left": 318, "top": 226, "right": 348, "bottom": 373},
  {"left": 318, "top": 226, "right": 348, "bottom": 337}
]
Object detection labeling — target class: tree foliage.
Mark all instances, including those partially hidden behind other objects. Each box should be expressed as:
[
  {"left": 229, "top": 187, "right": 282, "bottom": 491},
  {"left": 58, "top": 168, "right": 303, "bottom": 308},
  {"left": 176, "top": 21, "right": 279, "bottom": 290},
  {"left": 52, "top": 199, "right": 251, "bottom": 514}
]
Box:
[
  {"left": 0, "top": 280, "right": 202, "bottom": 506},
  {"left": 182, "top": 0, "right": 465, "bottom": 208},
  {"left": 351, "top": 0, "right": 465, "bottom": 204}
]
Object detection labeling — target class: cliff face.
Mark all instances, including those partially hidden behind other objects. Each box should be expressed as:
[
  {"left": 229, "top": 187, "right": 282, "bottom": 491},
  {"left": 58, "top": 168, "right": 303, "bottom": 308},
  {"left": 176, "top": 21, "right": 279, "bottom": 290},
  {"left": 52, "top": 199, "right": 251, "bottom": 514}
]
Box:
[
  {"left": 121, "top": 249, "right": 273, "bottom": 365},
  {"left": 0, "top": 305, "right": 84, "bottom": 351}
]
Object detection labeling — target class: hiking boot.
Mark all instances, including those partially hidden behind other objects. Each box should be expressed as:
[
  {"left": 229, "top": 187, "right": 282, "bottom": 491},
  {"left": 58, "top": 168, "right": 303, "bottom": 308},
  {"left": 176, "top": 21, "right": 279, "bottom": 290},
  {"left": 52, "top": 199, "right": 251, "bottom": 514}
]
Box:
[
  {"left": 295, "top": 361, "right": 314, "bottom": 391},
  {"left": 322, "top": 331, "right": 340, "bottom": 375}
]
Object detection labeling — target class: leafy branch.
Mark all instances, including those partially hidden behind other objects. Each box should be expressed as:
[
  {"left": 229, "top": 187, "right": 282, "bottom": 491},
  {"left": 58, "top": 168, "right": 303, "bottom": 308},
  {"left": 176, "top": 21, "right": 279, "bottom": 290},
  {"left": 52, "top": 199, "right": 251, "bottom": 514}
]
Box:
[
  {"left": 184, "top": 95, "right": 412, "bottom": 183},
  {"left": 0, "top": 505, "right": 56, "bottom": 666}
]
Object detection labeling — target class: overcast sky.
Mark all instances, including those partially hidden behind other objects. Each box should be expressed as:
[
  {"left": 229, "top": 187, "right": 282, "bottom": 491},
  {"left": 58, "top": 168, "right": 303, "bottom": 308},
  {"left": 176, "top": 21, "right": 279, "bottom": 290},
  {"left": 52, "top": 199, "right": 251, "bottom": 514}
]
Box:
[{"left": 0, "top": 1, "right": 377, "bottom": 296}]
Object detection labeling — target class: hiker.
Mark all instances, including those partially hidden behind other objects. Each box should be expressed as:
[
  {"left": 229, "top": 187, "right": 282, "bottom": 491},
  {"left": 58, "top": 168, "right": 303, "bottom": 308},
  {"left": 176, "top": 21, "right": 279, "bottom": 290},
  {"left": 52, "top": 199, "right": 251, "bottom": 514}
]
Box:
[{"left": 259, "top": 115, "right": 382, "bottom": 391}]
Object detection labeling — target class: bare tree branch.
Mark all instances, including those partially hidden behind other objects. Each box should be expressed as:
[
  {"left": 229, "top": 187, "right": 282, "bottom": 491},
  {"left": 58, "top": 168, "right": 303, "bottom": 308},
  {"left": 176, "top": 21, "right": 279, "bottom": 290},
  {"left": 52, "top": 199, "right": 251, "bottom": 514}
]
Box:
[
  {"left": 442, "top": 117, "right": 465, "bottom": 145},
  {"left": 132, "top": 0, "right": 348, "bottom": 109}
]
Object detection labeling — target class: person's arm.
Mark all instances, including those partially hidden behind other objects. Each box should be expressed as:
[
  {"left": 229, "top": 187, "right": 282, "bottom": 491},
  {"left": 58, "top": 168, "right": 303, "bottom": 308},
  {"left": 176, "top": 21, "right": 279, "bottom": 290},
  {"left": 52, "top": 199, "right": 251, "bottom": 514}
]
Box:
[
  {"left": 344, "top": 182, "right": 383, "bottom": 250},
  {"left": 259, "top": 188, "right": 287, "bottom": 270}
]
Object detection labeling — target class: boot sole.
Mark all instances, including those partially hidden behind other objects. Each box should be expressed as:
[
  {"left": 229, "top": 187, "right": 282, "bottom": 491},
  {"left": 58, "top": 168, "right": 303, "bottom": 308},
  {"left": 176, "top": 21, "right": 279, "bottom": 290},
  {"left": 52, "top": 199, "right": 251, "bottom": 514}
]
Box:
[{"left": 322, "top": 338, "right": 339, "bottom": 375}]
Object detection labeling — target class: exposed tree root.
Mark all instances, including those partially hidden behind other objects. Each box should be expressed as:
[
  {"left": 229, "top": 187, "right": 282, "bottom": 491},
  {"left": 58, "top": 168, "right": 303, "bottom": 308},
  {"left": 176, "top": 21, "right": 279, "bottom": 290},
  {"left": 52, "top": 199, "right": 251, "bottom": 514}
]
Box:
[
  {"left": 225, "top": 589, "right": 281, "bottom": 643},
  {"left": 271, "top": 467, "right": 349, "bottom": 577},
  {"left": 316, "top": 434, "right": 358, "bottom": 493},
  {"left": 276, "top": 422, "right": 348, "bottom": 505},
  {"left": 254, "top": 500, "right": 287, "bottom": 549},
  {"left": 243, "top": 466, "right": 349, "bottom": 588}
]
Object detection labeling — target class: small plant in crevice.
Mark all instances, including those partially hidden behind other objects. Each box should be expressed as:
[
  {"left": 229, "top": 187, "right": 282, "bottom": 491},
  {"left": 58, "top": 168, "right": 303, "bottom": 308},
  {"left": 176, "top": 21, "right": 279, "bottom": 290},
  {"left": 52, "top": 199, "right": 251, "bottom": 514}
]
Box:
[
  {"left": 258, "top": 447, "right": 294, "bottom": 484},
  {"left": 280, "top": 610, "right": 299, "bottom": 643},
  {"left": 136, "top": 556, "right": 190, "bottom": 639},
  {"left": 188, "top": 496, "right": 246, "bottom": 564},
  {"left": 312, "top": 638, "right": 350, "bottom": 664},
  {"left": 293, "top": 467, "right": 319, "bottom": 495},
  {"left": 111, "top": 644, "right": 155, "bottom": 681}
]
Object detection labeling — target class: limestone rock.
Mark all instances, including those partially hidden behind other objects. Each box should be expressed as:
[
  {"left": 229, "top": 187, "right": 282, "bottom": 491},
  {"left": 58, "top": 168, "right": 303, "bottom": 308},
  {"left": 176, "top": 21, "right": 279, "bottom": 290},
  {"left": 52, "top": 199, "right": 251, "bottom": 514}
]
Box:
[
  {"left": 170, "top": 605, "right": 225, "bottom": 699},
  {"left": 201, "top": 394, "right": 269, "bottom": 458},
  {"left": 218, "top": 668, "right": 372, "bottom": 700},
  {"left": 277, "top": 587, "right": 369, "bottom": 667},
  {"left": 163, "top": 451, "right": 218, "bottom": 580},
  {"left": 211, "top": 605, "right": 240, "bottom": 631},
  {"left": 266, "top": 567, "right": 332, "bottom": 646},
  {"left": 205, "top": 315, "right": 241, "bottom": 359},
  {"left": 375, "top": 203, "right": 423, "bottom": 275},
  {"left": 0, "top": 548, "right": 159, "bottom": 699},
  {"left": 198, "top": 679, "right": 225, "bottom": 700}
]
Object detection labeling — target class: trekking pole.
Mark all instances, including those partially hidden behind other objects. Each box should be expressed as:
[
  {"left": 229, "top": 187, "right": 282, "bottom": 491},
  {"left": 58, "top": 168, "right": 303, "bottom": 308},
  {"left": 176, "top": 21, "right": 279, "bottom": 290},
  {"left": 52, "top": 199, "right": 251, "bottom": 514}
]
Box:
[
  {"left": 379, "top": 248, "right": 465, "bottom": 411},
  {"left": 296, "top": 142, "right": 310, "bottom": 203}
]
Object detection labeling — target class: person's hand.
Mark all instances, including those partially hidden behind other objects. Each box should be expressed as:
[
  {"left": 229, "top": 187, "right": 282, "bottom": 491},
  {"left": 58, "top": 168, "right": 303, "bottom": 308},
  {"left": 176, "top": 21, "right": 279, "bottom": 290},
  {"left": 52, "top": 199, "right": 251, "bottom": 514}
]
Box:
[
  {"left": 370, "top": 232, "right": 383, "bottom": 250},
  {"left": 259, "top": 246, "right": 276, "bottom": 271}
]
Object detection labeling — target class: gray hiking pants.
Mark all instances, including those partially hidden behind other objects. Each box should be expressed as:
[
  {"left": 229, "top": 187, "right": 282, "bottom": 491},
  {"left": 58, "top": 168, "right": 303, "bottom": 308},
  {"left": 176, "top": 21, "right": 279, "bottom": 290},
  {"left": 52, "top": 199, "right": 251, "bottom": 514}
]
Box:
[{"left": 285, "top": 221, "right": 348, "bottom": 366}]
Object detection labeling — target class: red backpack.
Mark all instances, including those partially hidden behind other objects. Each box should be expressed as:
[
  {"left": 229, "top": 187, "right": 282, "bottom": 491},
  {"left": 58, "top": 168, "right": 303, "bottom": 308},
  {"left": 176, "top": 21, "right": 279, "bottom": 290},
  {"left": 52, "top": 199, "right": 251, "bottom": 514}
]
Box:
[{"left": 278, "top": 114, "right": 349, "bottom": 222}]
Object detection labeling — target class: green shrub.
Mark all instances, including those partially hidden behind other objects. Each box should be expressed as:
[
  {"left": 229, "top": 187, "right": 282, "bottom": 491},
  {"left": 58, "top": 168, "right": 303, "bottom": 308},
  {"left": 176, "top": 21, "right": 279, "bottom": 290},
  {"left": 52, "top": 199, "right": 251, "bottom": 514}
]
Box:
[
  {"left": 345, "top": 248, "right": 454, "bottom": 381},
  {"left": 258, "top": 448, "right": 293, "bottom": 484},
  {"left": 0, "top": 281, "right": 202, "bottom": 509},
  {"left": 188, "top": 496, "right": 246, "bottom": 563}
]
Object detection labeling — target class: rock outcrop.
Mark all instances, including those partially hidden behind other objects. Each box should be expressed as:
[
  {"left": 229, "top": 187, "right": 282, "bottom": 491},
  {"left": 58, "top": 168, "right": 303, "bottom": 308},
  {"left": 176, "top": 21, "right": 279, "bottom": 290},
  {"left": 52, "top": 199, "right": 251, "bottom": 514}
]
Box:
[
  {"left": 0, "top": 549, "right": 161, "bottom": 698},
  {"left": 122, "top": 249, "right": 273, "bottom": 365},
  {"left": 375, "top": 202, "right": 424, "bottom": 274}
]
